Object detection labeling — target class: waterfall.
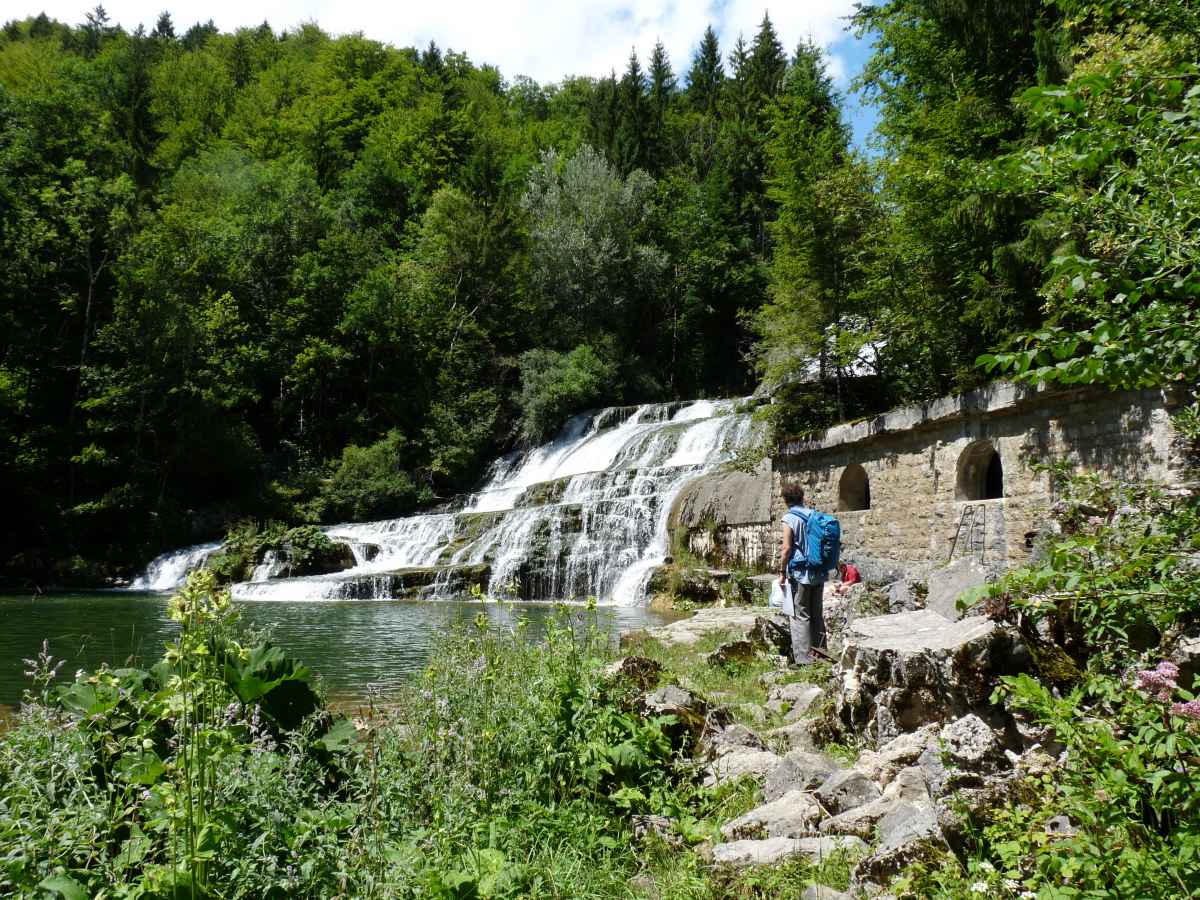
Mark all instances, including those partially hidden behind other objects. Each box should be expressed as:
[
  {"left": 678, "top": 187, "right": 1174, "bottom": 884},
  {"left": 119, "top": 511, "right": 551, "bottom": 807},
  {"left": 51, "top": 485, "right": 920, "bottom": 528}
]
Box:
[
  {"left": 128, "top": 541, "right": 221, "bottom": 591},
  {"left": 130, "top": 398, "right": 760, "bottom": 604}
]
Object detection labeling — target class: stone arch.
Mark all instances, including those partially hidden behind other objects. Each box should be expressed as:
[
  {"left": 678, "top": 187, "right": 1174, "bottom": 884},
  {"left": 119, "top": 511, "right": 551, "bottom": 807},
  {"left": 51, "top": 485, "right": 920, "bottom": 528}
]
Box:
[
  {"left": 957, "top": 440, "right": 1004, "bottom": 501},
  {"left": 837, "top": 463, "right": 871, "bottom": 511}
]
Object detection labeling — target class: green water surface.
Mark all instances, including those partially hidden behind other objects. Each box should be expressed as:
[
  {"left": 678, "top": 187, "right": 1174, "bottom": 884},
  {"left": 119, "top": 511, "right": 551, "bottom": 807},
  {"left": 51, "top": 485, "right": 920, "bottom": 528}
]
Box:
[{"left": 0, "top": 592, "right": 675, "bottom": 709}]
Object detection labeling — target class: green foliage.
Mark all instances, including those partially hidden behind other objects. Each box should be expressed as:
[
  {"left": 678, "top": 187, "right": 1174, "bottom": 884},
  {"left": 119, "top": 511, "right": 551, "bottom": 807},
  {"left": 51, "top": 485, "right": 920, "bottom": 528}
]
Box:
[
  {"left": 321, "top": 430, "right": 430, "bottom": 521},
  {"left": 516, "top": 345, "right": 616, "bottom": 444}
]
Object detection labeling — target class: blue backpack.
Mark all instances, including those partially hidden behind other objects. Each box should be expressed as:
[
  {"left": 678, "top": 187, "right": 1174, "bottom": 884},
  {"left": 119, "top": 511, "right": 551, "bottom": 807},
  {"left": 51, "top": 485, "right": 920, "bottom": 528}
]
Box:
[{"left": 789, "top": 506, "right": 841, "bottom": 574}]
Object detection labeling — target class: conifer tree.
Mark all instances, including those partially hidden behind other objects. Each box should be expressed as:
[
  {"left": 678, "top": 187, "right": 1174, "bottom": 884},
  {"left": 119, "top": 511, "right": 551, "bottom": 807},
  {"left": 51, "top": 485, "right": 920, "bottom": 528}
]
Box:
[
  {"left": 748, "top": 13, "right": 787, "bottom": 103},
  {"left": 647, "top": 40, "right": 675, "bottom": 172},
  {"left": 686, "top": 25, "right": 724, "bottom": 115},
  {"left": 615, "top": 49, "right": 648, "bottom": 173}
]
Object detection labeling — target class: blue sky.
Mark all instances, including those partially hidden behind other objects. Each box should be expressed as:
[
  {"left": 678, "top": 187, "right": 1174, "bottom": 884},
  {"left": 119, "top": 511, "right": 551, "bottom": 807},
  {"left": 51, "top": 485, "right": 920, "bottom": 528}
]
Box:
[{"left": 24, "top": 1, "right": 881, "bottom": 148}]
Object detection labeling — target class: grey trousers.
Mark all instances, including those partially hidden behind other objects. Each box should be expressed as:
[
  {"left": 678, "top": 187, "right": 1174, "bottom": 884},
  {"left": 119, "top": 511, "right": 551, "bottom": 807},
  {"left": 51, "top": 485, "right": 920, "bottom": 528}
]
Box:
[{"left": 787, "top": 580, "right": 826, "bottom": 664}]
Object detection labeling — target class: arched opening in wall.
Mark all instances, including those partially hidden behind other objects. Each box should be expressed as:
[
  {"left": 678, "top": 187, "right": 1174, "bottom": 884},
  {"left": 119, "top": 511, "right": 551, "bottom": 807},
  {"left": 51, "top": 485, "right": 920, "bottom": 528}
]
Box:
[
  {"left": 838, "top": 463, "right": 871, "bottom": 511},
  {"left": 957, "top": 441, "right": 1004, "bottom": 501}
]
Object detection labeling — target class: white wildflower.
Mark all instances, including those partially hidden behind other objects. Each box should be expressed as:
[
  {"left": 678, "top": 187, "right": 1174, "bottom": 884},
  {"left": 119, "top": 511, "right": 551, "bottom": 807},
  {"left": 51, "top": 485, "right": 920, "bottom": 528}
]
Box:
[
  {"left": 978, "top": 861, "right": 995, "bottom": 873},
  {"left": 970, "top": 883, "right": 988, "bottom": 894}
]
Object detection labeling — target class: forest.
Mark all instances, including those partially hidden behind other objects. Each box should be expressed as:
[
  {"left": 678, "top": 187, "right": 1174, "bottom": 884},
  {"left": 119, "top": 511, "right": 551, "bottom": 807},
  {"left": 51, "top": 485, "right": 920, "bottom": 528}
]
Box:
[{"left": 1, "top": 0, "right": 1196, "bottom": 586}]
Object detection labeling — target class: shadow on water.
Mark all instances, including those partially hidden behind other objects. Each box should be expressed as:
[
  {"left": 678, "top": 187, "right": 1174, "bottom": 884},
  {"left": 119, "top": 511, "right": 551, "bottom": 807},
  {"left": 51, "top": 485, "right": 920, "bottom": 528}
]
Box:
[{"left": 0, "top": 591, "right": 680, "bottom": 708}]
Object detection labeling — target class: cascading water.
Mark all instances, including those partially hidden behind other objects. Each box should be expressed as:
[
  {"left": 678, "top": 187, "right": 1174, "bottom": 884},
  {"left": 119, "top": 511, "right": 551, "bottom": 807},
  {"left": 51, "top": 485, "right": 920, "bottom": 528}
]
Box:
[
  {"left": 129, "top": 398, "right": 760, "bottom": 604},
  {"left": 128, "top": 542, "right": 222, "bottom": 591}
]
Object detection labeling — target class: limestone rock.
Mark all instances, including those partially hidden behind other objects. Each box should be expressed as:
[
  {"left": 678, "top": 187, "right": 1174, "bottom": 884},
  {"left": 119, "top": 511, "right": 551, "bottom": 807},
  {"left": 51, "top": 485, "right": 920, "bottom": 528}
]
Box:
[
  {"left": 602, "top": 656, "right": 663, "bottom": 691},
  {"left": 710, "top": 836, "right": 866, "bottom": 869},
  {"left": 801, "top": 887, "right": 851, "bottom": 900},
  {"left": 886, "top": 579, "right": 924, "bottom": 614},
  {"left": 766, "top": 719, "right": 821, "bottom": 753},
  {"left": 940, "top": 714, "right": 1003, "bottom": 770},
  {"left": 720, "top": 789, "right": 822, "bottom": 840},
  {"left": 855, "top": 725, "right": 939, "bottom": 786},
  {"left": 638, "top": 684, "right": 723, "bottom": 746},
  {"left": 851, "top": 801, "right": 949, "bottom": 885},
  {"left": 834, "top": 609, "right": 1024, "bottom": 743},
  {"left": 702, "top": 749, "right": 782, "bottom": 788},
  {"left": 1170, "top": 633, "right": 1200, "bottom": 691},
  {"left": 924, "top": 557, "right": 995, "bottom": 620},
  {"left": 820, "top": 767, "right": 930, "bottom": 838},
  {"left": 814, "top": 769, "right": 881, "bottom": 815},
  {"left": 763, "top": 749, "right": 837, "bottom": 801},
  {"left": 706, "top": 639, "right": 758, "bottom": 668},
  {"left": 637, "top": 607, "right": 786, "bottom": 650},
  {"left": 768, "top": 681, "right": 826, "bottom": 714},
  {"left": 633, "top": 814, "right": 681, "bottom": 848},
  {"left": 700, "top": 723, "right": 767, "bottom": 759},
  {"left": 748, "top": 614, "right": 793, "bottom": 657}
]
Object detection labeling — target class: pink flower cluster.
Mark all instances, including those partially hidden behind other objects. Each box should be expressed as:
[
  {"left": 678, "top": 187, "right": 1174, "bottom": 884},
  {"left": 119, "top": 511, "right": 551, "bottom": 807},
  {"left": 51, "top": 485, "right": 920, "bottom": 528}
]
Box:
[
  {"left": 1171, "top": 700, "right": 1200, "bottom": 721},
  {"left": 1135, "top": 660, "right": 1180, "bottom": 701}
]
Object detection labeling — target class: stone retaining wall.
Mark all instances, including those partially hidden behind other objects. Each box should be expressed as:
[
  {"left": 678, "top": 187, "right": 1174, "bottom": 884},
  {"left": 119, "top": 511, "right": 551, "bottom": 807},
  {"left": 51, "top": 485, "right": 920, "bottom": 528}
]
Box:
[
  {"left": 773, "top": 381, "right": 1189, "bottom": 575},
  {"left": 672, "top": 382, "right": 1189, "bottom": 578}
]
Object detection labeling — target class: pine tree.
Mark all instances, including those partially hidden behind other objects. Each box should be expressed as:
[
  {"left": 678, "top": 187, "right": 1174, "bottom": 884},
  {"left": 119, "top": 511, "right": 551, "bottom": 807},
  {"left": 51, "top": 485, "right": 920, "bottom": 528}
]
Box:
[
  {"left": 615, "top": 49, "right": 648, "bottom": 173},
  {"left": 686, "top": 25, "right": 724, "bottom": 115},
  {"left": 647, "top": 40, "right": 676, "bottom": 172},
  {"left": 152, "top": 11, "right": 175, "bottom": 41},
  {"left": 748, "top": 13, "right": 787, "bottom": 103}
]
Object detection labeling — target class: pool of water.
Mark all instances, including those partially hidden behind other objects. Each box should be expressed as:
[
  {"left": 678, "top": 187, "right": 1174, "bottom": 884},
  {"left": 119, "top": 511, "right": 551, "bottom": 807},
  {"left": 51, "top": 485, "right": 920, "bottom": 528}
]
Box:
[{"left": 0, "top": 592, "right": 678, "bottom": 709}]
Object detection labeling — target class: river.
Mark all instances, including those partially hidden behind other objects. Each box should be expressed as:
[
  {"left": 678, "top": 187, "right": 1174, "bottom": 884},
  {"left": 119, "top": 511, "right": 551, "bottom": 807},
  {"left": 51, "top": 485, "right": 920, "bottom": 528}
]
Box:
[{"left": 0, "top": 591, "right": 677, "bottom": 710}]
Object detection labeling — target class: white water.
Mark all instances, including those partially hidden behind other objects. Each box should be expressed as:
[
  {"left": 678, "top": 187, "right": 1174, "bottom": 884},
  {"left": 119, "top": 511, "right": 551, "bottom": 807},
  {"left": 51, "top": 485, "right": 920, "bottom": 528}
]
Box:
[
  {"left": 130, "top": 398, "right": 760, "bottom": 604},
  {"left": 128, "top": 541, "right": 221, "bottom": 591}
]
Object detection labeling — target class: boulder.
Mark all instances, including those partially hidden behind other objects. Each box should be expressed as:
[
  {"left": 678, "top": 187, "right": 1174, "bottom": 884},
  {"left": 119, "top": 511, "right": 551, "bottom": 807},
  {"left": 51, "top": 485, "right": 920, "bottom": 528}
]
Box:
[
  {"left": 917, "top": 715, "right": 1006, "bottom": 798},
  {"left": 638, "top": 684, "right": 724, "bottom": 746},
  {"left": 923, "top": 557, "right": 995, "bottom": 620},
  {"left": 851, "top": 801, "right": 949, "bottom": 885},
  {"left": 768, "top": 681, "right": 826, "bottom": 713},
  {"left": 784, "top": 686, "right": 827, "bottom": 723},
  {"left": 802, "top": 887, "right": 851, "bottom": 900},
  {"left": 637, "top": 607, "right": 785, "bottom": 649},
  {"left": 602, "top": 656, "right": 663, "bottom": 691},
  {"left": 814, "top": 769, "right": 881, "bottom": 815},
  {"left": 706, "top": 639, "right": 758, "bottom": 668},
  {"left": 834, "top": 609, "right": 1025, "bottom": 743},
  {"left": 720, "top": 789, "right": 822, "bottom": 840},
  {"left": 855, "top": 725, "right": 939, "bottom": 786},
  {"left": 632, "top": 814, "right": 681, "bottom": 848},
  {"left": 710, "top": 836, "right": 866, "bottom": 869},
  {"left": 1170, "top": 633, "right": 1200, "bottom": 692},
  {"left": 702, "top": 750, "right": 782, "bottom": 788},
  {"left": 820, "top": 767, "right": 930, "bottom": 838},
  {"left": 763, "top": 750, "right": 838, "bottom": 802},
  {"left": 765, "top": 719, "right": 821, "bottom": 753},
  {"left": 886, "top": 579, "right": 924, "bottom": 614},
  {"left": 700, "top": 723, "right": 767, "bottom": 759},
  {"left": 748, "top": 614, "right": 793, "bottom": 657}
]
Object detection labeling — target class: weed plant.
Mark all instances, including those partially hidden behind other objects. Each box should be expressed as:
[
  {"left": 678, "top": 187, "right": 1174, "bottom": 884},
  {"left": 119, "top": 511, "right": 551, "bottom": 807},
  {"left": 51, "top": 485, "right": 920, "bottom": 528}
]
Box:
[{"left": 1, "top": 577, "right": 857, "bottom": 898}]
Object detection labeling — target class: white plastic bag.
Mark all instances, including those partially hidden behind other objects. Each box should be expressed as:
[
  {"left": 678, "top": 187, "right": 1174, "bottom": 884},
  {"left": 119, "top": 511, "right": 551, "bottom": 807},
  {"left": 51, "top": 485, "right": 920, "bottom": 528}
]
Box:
[{"left": 768, "top": 579, "right": 794, "bottom": 616}]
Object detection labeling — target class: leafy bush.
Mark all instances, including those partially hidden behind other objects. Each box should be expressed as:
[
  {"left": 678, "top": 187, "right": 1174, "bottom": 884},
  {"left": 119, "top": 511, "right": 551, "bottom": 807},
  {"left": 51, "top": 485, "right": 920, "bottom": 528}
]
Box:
[
  {"left": 319, "top": 429, "right": 431, "bottom": 522},
  {"left": 517, "top": 345, "right": 615, "bottom": 444}
]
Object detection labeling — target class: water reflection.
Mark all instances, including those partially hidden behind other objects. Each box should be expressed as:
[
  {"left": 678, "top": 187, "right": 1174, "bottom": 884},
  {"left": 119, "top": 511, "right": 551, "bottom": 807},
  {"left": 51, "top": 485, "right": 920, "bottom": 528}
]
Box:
[{"left": 0, "top": 592, "right": 677, "bottom": 708}]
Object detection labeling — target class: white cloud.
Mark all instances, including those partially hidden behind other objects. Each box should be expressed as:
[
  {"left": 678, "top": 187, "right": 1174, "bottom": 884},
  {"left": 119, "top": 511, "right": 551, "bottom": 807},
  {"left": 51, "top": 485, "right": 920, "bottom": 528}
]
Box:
[{"left": 21, "top": 1, "right": 861, "bottom": 85}]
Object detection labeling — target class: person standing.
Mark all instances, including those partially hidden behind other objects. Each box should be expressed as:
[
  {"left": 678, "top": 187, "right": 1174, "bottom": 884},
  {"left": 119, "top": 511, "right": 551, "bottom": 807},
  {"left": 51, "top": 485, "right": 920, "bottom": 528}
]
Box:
[{"left": 777, "top": 482, "right": 830, "bottom": 664}]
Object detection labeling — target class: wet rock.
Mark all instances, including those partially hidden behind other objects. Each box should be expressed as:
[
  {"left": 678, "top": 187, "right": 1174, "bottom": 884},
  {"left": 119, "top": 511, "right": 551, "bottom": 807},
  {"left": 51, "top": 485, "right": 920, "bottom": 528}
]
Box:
[
  {"left": 834, "top": 609, "right": 1025, "bottom": 743},
  {"left": 814, "top": 769, "right": 881, "bottom": 815},
  {"left": 702, "top": 750, "right": 782, "bottom": 788},
  {"left": 602, "top": 656, "right": 664, "bottom": 691},
  {"left": 710, "top": 836, "right": 866, "bottom": 869},
  {"left": 763, "top": 749, "right": 837, "bottom": 802},
  {"left": 706, "top": 639, "right": 758, "bottom": 668},
  {"left": 851, "top": 801, "right": 949, "bottom": 885},
  {"left": 720, "top": 789, "right": 822, "bottom": 840}
]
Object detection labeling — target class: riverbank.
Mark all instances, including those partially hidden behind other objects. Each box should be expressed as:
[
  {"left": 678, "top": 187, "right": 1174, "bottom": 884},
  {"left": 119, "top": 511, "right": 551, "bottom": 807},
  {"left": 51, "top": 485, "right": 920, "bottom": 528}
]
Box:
[{"left": 4, "top": 471, "right": 1198, "bottom": 898}]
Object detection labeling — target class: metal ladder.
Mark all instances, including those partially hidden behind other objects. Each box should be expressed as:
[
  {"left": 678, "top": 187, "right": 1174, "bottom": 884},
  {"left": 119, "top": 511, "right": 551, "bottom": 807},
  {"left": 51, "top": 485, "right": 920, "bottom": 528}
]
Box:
[{"left": 949, "top": 504, "right": 985, "bottom": 562}]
